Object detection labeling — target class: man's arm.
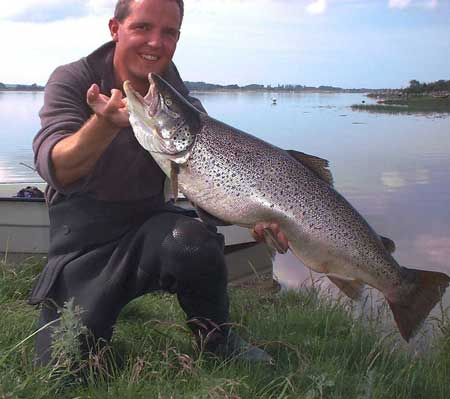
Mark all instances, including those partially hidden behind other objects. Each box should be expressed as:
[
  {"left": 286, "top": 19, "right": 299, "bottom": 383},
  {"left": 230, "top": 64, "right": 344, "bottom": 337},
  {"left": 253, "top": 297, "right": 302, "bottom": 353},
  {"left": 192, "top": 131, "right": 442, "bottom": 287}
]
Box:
[{"left": 51, "top": 85, "right": 129, "bottom": 188}]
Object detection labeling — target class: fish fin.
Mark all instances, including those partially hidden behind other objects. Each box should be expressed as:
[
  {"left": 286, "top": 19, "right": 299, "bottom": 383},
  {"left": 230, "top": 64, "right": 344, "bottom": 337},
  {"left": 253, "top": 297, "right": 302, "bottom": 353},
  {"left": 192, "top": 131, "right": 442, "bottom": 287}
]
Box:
[
  {"left": 170, "top": 162, "right": 179, "bottom": 202},
  {"left": 195, "top": 206, "right": 232, "bottom": 226},
  {"left": 379, "top": 235, "right": 396, "bottom": 254},
  {"left": 262, "top": 228, "right": 288, "bottom": 254},
  {"left": 327, "top": 275, "right": 364, "bottom": 300},
  {"left": 286, "top": 149, "right": 334, "bottom": 186},
  {"left": 387, "top": 268, "right": 450, "bottom": 342}
]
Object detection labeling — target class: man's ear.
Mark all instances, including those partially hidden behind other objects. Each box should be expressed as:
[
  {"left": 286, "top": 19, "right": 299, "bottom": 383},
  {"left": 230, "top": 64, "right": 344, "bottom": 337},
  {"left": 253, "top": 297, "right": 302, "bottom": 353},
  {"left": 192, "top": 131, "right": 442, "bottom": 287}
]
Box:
[{"left": 109, "top": 18, "right": 120, "bottom": 42}]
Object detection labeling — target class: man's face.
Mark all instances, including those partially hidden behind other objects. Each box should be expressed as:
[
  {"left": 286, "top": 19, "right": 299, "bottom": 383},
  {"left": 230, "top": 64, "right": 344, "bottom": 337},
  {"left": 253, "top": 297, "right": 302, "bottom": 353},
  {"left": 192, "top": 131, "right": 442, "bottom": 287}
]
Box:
[{"left": 110, "top": 0, "right": 181, "bottom": 92}]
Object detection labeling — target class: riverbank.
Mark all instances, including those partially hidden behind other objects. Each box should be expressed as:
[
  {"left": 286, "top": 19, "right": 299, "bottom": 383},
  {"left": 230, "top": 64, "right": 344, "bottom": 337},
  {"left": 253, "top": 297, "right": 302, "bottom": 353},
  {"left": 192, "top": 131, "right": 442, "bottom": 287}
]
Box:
[
  {"left": 1, "top": 258, "right": 450, "bottom": 398},
  {"left": 352, "top": 95, "right": 450, "bottom": 114}
]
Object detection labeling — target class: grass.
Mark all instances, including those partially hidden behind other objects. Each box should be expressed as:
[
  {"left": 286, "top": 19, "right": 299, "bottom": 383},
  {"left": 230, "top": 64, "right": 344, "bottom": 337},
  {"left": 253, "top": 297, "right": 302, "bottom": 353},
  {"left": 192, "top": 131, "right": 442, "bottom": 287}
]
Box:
[
  {"left": 1, "top": 258, "right": 450, "bottom": 398},
  {"left": 352, "top": 96, "right": 450, "bottom": 114}
]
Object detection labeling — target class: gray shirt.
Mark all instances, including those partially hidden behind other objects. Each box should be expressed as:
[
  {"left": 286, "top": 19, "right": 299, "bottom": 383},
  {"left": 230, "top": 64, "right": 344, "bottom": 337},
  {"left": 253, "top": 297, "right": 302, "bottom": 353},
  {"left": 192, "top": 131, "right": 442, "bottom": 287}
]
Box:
[{"left": 33, "top": 41, "right": 204, "bottom": 206}]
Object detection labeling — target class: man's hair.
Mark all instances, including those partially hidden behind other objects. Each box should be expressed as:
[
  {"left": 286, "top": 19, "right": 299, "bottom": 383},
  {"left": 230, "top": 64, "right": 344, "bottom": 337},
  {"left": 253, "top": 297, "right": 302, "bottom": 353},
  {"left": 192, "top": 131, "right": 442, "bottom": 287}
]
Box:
[{"left": 114, "top": 0, "right": 184, "bottom": 27}]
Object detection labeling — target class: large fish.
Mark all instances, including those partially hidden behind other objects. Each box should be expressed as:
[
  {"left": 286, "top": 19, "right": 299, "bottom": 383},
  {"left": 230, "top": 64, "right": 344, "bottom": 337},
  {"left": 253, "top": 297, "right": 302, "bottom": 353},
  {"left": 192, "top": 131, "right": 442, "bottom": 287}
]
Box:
[{"left": 123, "top": 74, "right": 450, "bottom": 342}]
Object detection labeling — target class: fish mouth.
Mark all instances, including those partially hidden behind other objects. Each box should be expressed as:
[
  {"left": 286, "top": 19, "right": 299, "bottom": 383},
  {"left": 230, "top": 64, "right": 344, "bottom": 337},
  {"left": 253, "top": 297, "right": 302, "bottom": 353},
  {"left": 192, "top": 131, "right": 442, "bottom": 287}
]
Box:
[
  {"left": 123, "top": 78, "right": 161, "bottom": 118},
  {"left": 124, "top": 74, "right": 201, "bottom": 161}
]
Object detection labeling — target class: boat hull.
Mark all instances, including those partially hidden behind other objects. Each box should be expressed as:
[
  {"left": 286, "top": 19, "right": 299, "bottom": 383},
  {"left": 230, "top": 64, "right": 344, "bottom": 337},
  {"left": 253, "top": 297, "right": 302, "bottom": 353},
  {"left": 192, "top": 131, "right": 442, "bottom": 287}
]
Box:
[{"left": 0, "top": 192, "right": 273, "bottom": 283}]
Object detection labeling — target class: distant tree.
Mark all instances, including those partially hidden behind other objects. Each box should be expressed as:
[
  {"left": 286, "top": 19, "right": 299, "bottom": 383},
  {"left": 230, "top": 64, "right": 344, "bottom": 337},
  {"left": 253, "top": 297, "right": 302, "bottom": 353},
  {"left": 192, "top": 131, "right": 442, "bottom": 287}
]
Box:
[
  {"left": 406, "top": 79, "right": 423, "bottom": 94},
  {"left": 0, "top": 82, "right": 5, "bottom": 89},
  {"left": 242, "top": 84, "right": 264, "bottom": 91},
  {"left": 406, "top": 78, "right": 450, "bottom": 94}
]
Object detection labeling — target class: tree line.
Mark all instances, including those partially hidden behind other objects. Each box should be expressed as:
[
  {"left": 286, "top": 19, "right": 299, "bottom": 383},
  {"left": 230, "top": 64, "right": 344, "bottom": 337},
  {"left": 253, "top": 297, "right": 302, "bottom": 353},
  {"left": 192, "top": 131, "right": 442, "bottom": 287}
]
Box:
[
  {"left": 184, "top": 81, "right": 373, "bottom": 93},
  {"left": 406, "top": 79, "right": 450, "bottom": 94},
  {"left": 0, "top": 82, "right": 44, "bottom": 91}
]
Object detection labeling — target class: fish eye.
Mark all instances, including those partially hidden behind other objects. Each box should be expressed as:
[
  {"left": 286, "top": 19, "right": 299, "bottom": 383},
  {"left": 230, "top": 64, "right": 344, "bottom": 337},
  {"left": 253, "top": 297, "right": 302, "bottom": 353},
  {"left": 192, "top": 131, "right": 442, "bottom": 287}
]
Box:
[{"left": 165, "top": 98, "right": 173, "bottom": 106}]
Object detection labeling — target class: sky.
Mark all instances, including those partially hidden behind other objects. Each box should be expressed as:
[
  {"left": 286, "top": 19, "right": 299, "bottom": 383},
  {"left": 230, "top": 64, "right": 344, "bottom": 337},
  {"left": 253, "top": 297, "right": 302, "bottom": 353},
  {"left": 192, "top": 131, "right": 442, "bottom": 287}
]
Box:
[{"left": 0, "top": 0, "right": 449, "bottom": 89}]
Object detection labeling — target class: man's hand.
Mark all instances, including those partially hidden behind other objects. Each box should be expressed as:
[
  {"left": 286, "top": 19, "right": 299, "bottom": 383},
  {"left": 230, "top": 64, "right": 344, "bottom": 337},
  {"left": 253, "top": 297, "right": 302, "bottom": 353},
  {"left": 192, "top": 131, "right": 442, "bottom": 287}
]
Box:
[
  {"left": 51, "top": 84, "right": 131, "bottom": 188},
  {"left": 87, "top": 84, "right": 130, "bottom": 128},
  {"left": 251, "top": 222, "right": 289, "bottom": 254}
]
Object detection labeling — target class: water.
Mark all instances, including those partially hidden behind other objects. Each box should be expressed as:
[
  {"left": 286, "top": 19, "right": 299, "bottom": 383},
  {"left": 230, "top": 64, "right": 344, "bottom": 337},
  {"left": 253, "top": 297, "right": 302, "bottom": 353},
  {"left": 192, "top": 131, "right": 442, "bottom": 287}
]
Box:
[
  {"left": 1, "top": 90, "right": 450, "bottom": 300},
  {"left": 0, "top": 92, "right": 44, "bottom": 183}
]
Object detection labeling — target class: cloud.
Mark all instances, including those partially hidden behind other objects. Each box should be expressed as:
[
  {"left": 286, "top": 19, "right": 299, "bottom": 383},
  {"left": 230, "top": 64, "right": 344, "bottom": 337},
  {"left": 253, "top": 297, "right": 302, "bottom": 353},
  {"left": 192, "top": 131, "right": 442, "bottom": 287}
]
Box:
[
  {"left": 306, "top": 0, "right": 327, "bottom": 15},
  {"left": 0, "top": 0, "right": 115, "bottom": 23},
  {"left": 388, "top": 0, "right": 439, "bottom": 9},
  {"left": 389, "top": 0, "right": 411, "bottom": 8}
]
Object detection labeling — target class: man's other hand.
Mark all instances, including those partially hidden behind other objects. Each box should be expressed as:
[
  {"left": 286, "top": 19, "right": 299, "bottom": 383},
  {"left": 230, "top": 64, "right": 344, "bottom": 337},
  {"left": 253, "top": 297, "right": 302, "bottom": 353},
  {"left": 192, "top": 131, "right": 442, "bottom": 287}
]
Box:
[
  {"left": 251, "top": 222, "right": 289, "bottom": 254},
  {"left": 87, "top": 84, "right": 130, "bottom": 128}
]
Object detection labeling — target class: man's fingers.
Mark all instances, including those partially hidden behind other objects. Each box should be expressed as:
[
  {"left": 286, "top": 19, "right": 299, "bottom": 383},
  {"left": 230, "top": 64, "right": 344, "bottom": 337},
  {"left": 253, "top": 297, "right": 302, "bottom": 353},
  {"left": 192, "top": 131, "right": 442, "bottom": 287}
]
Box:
[
  {"left": 110, "top": 89, "right": 126, "bottom": 108},
  {"left": 86, "top": 86, "right": 129, "bottom": 128},
  {"left": 276, "top": 231, "right": 289, "bottom": 251},
  {"left": 87, "top": 84, "right": 100, "bottom": 104},
  {"left": 251, "top": 222, "right": 289, "bottom": 252}
]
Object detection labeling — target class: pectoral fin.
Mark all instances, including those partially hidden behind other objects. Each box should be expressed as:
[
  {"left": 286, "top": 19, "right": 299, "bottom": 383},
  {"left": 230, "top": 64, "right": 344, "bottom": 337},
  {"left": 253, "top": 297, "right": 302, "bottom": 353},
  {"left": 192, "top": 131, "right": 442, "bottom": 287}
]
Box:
[
  {"left": 286, "top": 149, "right": 334, "bottom": 186},
  {"left": 169, "top": 161, "right": 179, "bottom": 202},
  {"left": 327, "top": 275, "right": 365, "bottom": 300}
]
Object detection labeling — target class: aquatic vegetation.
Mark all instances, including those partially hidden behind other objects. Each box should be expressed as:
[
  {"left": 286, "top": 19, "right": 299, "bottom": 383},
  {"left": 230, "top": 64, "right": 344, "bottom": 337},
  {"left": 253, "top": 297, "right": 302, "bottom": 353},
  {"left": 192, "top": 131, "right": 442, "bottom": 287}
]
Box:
[{"left": 352, "top": 96, "right": 450, "bottom": 114}]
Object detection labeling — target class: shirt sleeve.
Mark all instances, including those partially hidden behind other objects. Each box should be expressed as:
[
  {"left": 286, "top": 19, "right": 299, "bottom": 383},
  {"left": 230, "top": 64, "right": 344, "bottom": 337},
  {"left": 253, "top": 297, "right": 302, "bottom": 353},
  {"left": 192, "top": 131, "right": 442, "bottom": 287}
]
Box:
[{"left": 33, "top": 62, "right": 93, "bottom": 195}]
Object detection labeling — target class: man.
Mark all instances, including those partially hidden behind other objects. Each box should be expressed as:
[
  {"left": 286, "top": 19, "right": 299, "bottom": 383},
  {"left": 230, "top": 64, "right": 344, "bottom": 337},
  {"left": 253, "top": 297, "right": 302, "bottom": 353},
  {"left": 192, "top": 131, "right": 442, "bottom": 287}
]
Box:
[{"left": 30, "top": 0, "right": 276, "bottom": 366}]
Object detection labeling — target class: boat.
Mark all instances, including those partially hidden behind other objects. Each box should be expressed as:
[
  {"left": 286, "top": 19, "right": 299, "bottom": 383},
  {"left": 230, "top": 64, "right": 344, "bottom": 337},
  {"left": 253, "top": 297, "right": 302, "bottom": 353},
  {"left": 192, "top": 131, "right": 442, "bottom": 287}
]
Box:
[
  {"left": 0, "top": 183, "right": 274, "bottom": 284},
  {"left": 272, "top": 97, "right": 277, "bottom": 105},
  {"left": 431, "top": 93, "right": 449, "bottom": 99}
]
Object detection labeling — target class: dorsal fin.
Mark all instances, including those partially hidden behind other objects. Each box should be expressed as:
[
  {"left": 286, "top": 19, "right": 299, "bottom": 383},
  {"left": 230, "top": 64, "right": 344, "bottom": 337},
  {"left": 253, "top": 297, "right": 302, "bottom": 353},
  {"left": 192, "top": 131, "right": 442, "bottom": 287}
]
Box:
[
  {"left": 287, "top": 149, "right": 334, "bottom": 186},
  {"left": 380, "top": 235, "right": 396, "bottom": 254}
]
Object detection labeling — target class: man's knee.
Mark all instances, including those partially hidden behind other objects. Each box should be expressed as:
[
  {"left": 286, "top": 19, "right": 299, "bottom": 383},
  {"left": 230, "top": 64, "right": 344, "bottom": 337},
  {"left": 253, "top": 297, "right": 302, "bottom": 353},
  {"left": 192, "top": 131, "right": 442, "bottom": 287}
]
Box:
[{"left": 160, "top": 218, "right": 227, "bottom": 288}]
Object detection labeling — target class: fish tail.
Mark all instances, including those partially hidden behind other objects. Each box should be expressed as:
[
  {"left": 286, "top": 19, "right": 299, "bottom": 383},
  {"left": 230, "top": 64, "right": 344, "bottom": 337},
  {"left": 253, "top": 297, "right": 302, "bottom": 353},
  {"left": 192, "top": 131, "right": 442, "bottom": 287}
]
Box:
[{"left": 387, "top": 268, "right": 450, "bottom": 342}]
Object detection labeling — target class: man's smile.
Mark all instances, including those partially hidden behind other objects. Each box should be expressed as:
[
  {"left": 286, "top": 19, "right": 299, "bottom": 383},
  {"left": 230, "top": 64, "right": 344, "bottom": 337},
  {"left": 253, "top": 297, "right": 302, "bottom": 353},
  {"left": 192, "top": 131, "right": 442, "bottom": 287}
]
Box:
[{"left": 140, "top": 54, "right": 159, "bottom": 61}]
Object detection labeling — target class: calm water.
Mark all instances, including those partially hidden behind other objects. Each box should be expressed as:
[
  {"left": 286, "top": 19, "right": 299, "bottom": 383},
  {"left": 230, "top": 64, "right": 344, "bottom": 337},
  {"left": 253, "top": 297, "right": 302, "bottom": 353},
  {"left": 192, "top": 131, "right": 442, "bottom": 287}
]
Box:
[{"left": 1, "top": 91, "right": 450, "bottom": 306}]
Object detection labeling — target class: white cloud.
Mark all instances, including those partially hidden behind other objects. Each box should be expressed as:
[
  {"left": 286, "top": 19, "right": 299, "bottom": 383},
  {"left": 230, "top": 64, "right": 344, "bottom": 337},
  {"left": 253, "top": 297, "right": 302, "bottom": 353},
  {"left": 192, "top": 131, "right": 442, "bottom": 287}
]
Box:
[
  {"left": 87, "top": 0, "right": 115, "bottom": 15},
  {"left": 0, "top": 0, "right": 114, "bottom": 22},
  {"left": 389, "top": 0, "right": 411, "bottom": 8},
  {"left": 306, "top": 0, "right": 327, "bottom": 14},
  {"left": 388, "top": 0, "right": 439, "bottom": 9}
]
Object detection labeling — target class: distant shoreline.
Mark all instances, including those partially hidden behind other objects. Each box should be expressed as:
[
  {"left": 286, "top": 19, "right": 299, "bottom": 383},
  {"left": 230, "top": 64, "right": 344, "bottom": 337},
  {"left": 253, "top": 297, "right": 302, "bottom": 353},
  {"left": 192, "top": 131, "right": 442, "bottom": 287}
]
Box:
[
  {"left": 1, "top": 81, "right": 377, "bottom": 94},
  {"left": 0, "top": 90, "right": 44, "bottom": 93},
  {"left": 190, "top": 89, "right": 370, "bottom": 94},
  {"left": 0, "top": 84, "right": 44, "bottom": 92},
  {"left": 0, "top": 88, "right": 371, "bottom": 95}
]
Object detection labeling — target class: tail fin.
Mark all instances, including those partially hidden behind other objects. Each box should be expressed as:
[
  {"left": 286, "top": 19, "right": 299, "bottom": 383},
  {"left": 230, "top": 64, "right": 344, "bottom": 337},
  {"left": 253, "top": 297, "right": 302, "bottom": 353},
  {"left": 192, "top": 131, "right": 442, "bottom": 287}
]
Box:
[{"left": 387, "top": 268, "right": 450, "bottom": 342}]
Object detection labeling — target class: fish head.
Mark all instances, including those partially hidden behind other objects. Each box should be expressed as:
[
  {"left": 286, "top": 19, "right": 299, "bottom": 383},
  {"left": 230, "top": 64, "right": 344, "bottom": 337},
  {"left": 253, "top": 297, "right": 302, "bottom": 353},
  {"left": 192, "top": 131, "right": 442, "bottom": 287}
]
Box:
[{"left": 123, "top": 73, "right": 202, "bottom": 169}]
